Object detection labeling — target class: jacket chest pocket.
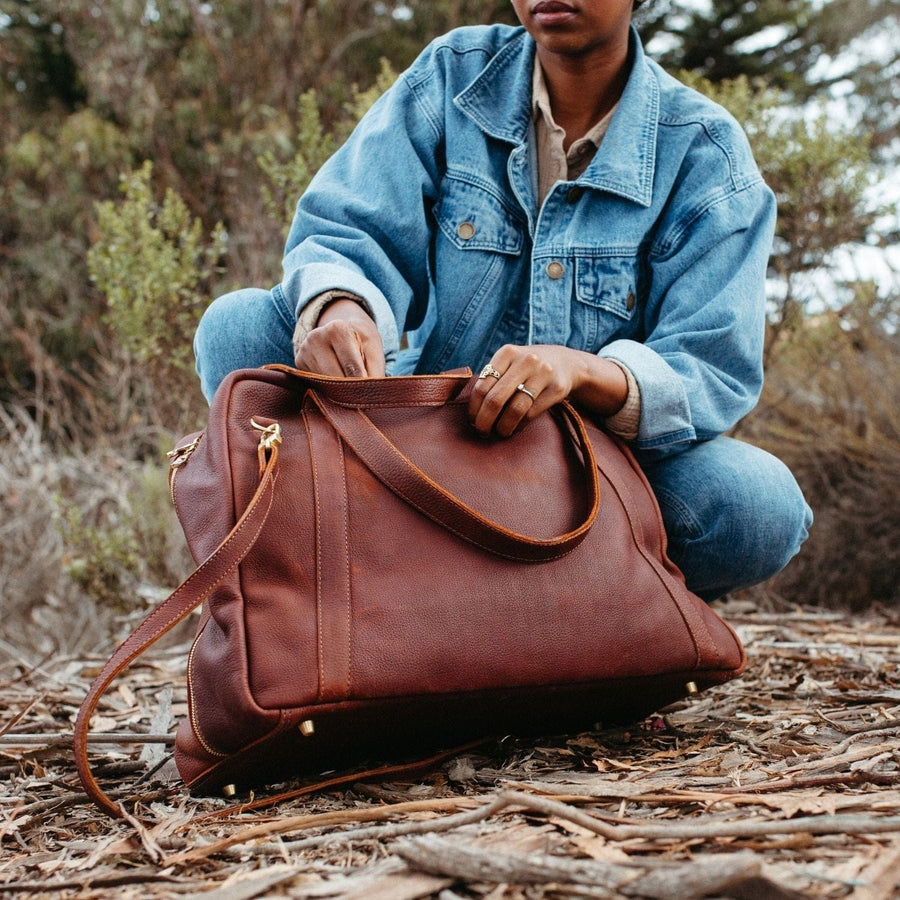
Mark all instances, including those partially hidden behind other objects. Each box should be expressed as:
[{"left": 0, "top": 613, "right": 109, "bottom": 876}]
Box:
[
  {"left": 434, "top": 173, "right": 525, "bottom": 255},
  {"left": 572, "top": 255, "right": 641, "bottom": 351},
  {"left": 428, "top": 173, "right": 526, "bottom": 369}
]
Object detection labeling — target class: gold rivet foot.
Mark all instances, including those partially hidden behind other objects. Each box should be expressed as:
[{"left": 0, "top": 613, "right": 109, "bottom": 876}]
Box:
[
  {"left": 685, "top": 681, "right": 699, "bottom": 695},
  {"left": 222, "top": 783, "right": 237, "bottom": 798},
  {"left": 299, "top": 719, "right": 315, "bottom": 737}
]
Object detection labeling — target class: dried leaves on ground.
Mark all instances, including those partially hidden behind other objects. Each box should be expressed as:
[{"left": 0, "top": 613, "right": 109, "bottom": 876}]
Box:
[{"left": 2, "top": 600, "right": 900, "bottom": 899}]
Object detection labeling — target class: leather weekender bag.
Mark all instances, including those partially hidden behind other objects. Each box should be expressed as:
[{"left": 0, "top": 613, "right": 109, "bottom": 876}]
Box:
[{"left": 75, "top": 367, "right": 746, "bottom": 817}]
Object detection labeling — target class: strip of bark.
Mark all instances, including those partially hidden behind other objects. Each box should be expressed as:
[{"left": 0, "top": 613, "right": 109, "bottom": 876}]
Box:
[
  {"left": 394, "top": 835, "right": 775, "bottom": 900},
  {"left": 164, "top": 795, "right": 494, "bottom": 866},
  {"left": 499, "top": 790, "right": 900, "bottom": 842},
  {"left": 0, "top": 733, "right": 174, "bottom": 747}
]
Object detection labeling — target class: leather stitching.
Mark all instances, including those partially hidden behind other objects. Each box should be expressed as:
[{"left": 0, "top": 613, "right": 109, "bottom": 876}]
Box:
[
  {"left": 338, "top": 437, "right": 353, "bottom": 696},
  {"left": 186, "top": 622, "right": 229, "bottom": 759},
  {"left": 304, "top": 408, "right": 326, "bottom": 702}
]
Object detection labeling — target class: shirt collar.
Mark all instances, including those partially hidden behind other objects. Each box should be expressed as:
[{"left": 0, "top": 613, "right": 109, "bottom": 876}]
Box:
[{"left": 531, "top": 56, "right": 617, "bottom": 156}]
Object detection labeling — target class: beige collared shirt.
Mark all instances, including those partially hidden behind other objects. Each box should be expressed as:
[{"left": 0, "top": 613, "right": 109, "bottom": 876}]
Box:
[
  {"left": 296, "top": 57, "right": 641, "bottom": 439},
  {"left": 532, "top": 59, "right": 640, "bottom": 439},
  {"left": 531, "top": 59, "right": 616, "bottom": 206}
]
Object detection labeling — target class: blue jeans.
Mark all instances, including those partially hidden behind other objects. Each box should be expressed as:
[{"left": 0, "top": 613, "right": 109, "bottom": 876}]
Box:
[{"left": 195, "top": 288, "right": 812, "bottom": 601}]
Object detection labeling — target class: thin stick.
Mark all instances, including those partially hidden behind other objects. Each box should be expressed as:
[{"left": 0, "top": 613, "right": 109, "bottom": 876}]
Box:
[
  {"left": 0, "top": 872, "right": 187, "bottom": 895},
  {"left": 0, "top": 696, "right": 45, "bottom": 738},
  {"left": 395, "top": 835, "right": 770, "bottom": 900},
  {"left": 163, "top": 795, "right": 494, "bottom": 866},
  {"left": 497, "top": 791, "right": 900, "bottom": 841},
  {"left": 276, "top": 795, "right": 512, "bottom": 853},
  {"left": 0, "top": 733, "right": 174, "bottom": 747}
]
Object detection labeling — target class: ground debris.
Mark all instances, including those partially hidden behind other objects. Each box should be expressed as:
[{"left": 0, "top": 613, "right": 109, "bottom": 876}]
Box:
[{"left": 2, "top": 600, "right": 900, "bottom": 898}]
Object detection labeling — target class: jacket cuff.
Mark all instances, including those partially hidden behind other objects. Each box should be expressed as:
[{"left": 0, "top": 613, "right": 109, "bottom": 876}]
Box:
[
  {"left": 292, "top": 290, "right": 372, "bottom": 355},
  {"left": 599, "top": 339, "right": 696, "bottom": 450},
  {"left": 281, "top": 263, "right": 400, "bottom": 368}
]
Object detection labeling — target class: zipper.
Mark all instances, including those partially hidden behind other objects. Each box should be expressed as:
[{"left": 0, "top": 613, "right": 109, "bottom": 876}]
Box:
[
  {"left": 166, "top": 433, "right": 203, "bottom": 505},
  {"left": 186, "top": 625, "right": 228, "bottom": 759}
]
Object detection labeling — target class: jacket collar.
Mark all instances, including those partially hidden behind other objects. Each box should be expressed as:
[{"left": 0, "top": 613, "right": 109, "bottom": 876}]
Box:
[{"left": 453, "top": 25, "right": 658, "bottom": 207}]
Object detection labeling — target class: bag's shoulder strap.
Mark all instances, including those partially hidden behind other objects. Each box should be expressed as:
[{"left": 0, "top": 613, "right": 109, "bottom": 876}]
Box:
[
  {"left": 312, "top": 394, "right": 600, "bottom": 562},
  {"left": 73, "top": 444, "right": 280, "bottom": 818}
]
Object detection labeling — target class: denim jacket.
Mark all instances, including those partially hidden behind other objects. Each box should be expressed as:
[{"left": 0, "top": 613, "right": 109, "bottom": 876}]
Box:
[{"left": 275, "top": 25, "right": 776, "bottom": 454}]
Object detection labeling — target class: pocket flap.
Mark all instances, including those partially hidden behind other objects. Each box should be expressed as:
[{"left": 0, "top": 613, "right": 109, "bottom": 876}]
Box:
[
  {"left": 575, "top": 256, "right": 638, "bottom": 320},
  {"left": 435, "top": 173, "right": 524, "bottom": 255}
]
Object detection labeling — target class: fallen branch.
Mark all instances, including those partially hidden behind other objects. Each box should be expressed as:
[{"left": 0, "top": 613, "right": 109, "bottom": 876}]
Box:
[
  {"left": 164, "top": 788, "right": 900, "bottom": 869},
  {"left": 395, "top": 835, "right": 800, "bottom": 900},
  {"left": 0, "top": 871, "right": 186, "bottom": 895},
  {"left": 722, "top": 771, "right": 900, "bottom": 794},
  {"left": 498, "top": 790, "right": 900, "bottom": 842},
  {"left": 163, "top": 794, "right": 493, "bottom": 866},
  {"left": 0, "top": 733, "right": 174, "bottom": 747}
]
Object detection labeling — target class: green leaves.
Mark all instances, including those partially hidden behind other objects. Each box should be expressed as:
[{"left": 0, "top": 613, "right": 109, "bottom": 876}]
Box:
[
  {"left": 88, "top": 162, "right": 227, "bottom": 374},
  {"left": 258, "top": 60, "right": 398, "bottom": 234}
]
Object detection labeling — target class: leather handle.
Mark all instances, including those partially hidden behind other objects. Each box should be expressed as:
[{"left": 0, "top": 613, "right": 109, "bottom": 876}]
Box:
[
  {"left": 311, "top": 393, "right": 600, "bottom": 562},
  {"left": 74, "top": 445, "right": 281, "bottom": 818},
  {"left": 264, "top": 364, "right": 472, "bottom": 406}
]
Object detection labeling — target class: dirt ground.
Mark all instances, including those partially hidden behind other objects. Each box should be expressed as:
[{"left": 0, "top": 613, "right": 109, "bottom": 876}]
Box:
[{"left": 2, "top": 598, "right": 900, "bottom": 899}]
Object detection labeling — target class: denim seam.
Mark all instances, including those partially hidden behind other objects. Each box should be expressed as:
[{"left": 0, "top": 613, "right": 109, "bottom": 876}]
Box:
[
  {"left": 404, "top": 72, "right": 442, "bottom": 143},
  {"left": 270, "top": 283, "right": 298, "bottom": 330},
  {"left": 635, "top": 427, "right": 697, "bottom": 450},
  {"left": 651, "top": 484, "right": 704, "bottom": 542},
  {"left": 654, "top": 182, "right": 759, "bottom": 263},
  {"left": 443, "top": 166, "right": 529, "bottom": 223},
  {"left": 432, "top": 253, "right": 507, "bottom": 372}
]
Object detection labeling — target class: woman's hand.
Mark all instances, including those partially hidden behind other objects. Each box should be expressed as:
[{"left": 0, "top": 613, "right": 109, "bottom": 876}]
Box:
[
  {"left": 468, "top": 344, "right": 628, "bottom": 438},
  {"left": 294, "top": 299, "right": 386, "bottom": 377}
]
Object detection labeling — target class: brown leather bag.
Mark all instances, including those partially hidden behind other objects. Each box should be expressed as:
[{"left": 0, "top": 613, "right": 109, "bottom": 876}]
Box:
[{"left": 75, "top": 367, "right": 745, "bottom": 817}]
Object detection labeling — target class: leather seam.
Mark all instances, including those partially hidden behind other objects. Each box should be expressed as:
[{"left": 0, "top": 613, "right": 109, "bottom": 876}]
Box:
[
  {"left": 339, "top": 437, "right": 353, "bottom": 697},
  {"left": 323, "top": 399, "right": 460, "bottom": 409},
  {"left": 304, "top": 408, "right": 326, "bottom": 702},
  {"left": 605, "top": 464, "right": 715, "bottom": 667},
  {"left": 186, "top": 622, "right": 229, "bottom": 759}
]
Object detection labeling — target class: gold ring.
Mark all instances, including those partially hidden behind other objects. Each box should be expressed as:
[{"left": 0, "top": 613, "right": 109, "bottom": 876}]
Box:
[
  {"left": 479, "top": 364, "right": 502, "bottom": 380},
  {"left": 516, "top": 383, "right": 536, "bottom": 400}
]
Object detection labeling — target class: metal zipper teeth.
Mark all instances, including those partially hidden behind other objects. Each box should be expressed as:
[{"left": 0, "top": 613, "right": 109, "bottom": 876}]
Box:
[
  {"left": 168, "top": 466, "right": 179, "bottom": 507},
  {"left": 186, "top": 628, "right": 229, "bottom": 759}
]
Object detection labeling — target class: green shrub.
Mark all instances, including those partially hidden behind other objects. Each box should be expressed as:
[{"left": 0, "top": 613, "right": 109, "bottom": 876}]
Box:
[
  {"left": 55, "top": 455, "right": 190, "bottom": 613},
  {"left": 57, "top": 500, "right": 142, "bottom": 612},
  {"left": 88, "top": 161, "right": 227, "bottom": 376},
  {"left": 258, "top": 60, "right": 397, "bottom": 234}
]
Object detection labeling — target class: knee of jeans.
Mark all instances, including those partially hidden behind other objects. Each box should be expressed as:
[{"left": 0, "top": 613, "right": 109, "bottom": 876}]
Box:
[
  {"left": 193, "top": 301, "right": 228, "bottom": 403},
  {"left": 194, "top": 291, "right": 243, "bottom": 367},
  {"left": 652, "top": 441, "right": 812, "bottom": 598},
  {"left": 193, "top": 288, "right": 280, "bottom": 403},
  {"left": 718, "top": 453, "right": 812, "bottom": 585}
]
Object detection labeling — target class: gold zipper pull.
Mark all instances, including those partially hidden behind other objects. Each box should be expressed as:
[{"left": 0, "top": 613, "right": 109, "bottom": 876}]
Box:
[
  {"left": 167, "top": 434, "right": 203, "bottom": 470},
  {"left": 251, "top": 418, "right": 283, "bottom": 451},
  {"left": 251, "top": 418, "right": 283, "bottom": 474},
  {"left": 167, "top": 434, "right": 203, "bottom": 505}
]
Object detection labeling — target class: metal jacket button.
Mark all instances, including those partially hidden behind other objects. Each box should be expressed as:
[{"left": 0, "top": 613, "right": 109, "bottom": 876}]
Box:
[
  {"left": 546, "top": 261, "right": 565, "bottom": 280},
  {"left": 566, "top": 186, "right": 584, "bottom": 203},
  {"left": 456, "top": 222, "right": 476, "bottom": 240},
  {"left": 626, "top": 292, "right": 636, "bottom": 311}
]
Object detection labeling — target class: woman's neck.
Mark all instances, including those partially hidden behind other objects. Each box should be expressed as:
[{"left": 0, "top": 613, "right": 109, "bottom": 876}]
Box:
[{"left": 536, "top": 43, "right": 630, "bottom": 146}]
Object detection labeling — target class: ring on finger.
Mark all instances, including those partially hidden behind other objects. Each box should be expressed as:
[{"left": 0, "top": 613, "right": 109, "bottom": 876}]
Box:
[
  {"left": 479, "top": 363, "right": 503, "bottom": 380},
  {"left": 516, "top": 383, "right": 536, "bottom": 401}
]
